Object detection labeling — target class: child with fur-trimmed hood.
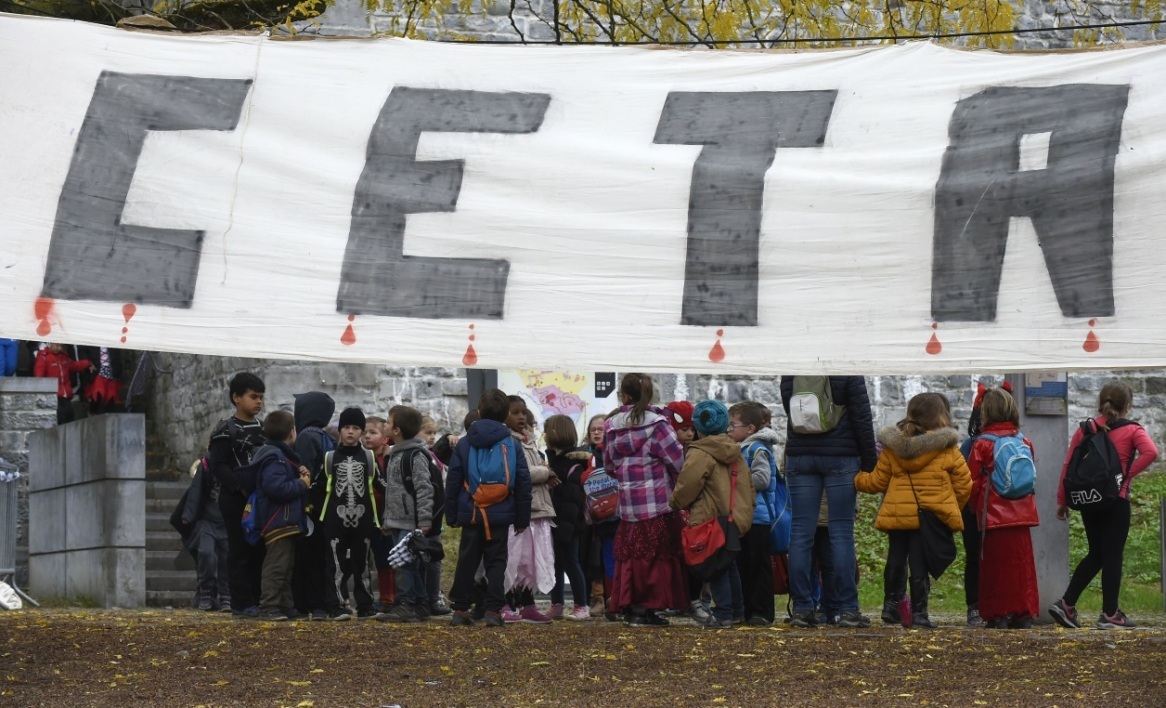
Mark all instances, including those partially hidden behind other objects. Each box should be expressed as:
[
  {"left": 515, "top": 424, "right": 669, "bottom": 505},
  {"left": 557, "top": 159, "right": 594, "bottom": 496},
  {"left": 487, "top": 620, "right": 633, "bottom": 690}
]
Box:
[{"left": 855, "top": 392, "right": 971, "bottom": 629}]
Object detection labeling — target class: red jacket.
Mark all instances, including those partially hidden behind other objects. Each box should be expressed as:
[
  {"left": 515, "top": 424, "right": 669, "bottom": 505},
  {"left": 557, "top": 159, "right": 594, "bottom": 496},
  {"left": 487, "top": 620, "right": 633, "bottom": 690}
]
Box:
[
  {"left": 1057, "top": 416, "right": 1158, "bottom": 505},
  {"left": 968, "top": 423, "right": 1039, "bottom": 531},
  {"left": 33, "top": 348, "right": 91, "bottom": 398}
]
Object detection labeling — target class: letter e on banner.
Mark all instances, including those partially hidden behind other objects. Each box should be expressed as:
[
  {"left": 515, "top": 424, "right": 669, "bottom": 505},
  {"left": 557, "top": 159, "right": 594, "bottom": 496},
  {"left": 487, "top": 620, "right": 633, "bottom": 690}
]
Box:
[{"left": 337, "top": 88, "right": 551, "bottom": 319}]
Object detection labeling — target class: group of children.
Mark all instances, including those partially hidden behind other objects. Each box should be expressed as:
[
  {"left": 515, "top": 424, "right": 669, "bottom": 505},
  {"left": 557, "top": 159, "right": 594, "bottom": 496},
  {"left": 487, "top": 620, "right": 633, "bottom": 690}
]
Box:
[{"left": 178, "top": 370, "right": 1157, "bottom": 630}]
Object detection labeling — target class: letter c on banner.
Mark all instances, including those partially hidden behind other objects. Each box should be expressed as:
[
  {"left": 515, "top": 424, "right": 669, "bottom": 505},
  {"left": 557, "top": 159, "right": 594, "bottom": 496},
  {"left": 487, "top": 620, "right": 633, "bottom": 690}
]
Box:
[{"left": 41, "top": 72, "right": 253, "bottom": 308}]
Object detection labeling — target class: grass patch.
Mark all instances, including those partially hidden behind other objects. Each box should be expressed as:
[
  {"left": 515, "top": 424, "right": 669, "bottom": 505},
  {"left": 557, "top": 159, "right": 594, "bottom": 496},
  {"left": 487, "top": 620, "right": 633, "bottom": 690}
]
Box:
[{"left": 855, "top": 469, "right": 1166, "bottom": 615}]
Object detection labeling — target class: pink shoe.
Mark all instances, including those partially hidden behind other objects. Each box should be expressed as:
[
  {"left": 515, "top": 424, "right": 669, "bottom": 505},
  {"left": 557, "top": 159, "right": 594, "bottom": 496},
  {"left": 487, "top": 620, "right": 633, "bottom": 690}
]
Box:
[
  {"left": 548, "top": 603, "right": 564, "bottom": 620},
  {"left": 499, "top": 605, "right": 521, "bottom": 623},
  {"left": 518, "top": 605, "right": 553, "bottom": 624},
  {"left": 567, "top": 605, "right": 591, "bottom": 621}
]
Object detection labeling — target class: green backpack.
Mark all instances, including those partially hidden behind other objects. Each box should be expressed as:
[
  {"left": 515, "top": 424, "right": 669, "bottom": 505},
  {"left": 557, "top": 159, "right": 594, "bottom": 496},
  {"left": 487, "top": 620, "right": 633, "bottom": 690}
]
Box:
[{"left": 789, "top": 376, "right": 845, "bottom": 434}]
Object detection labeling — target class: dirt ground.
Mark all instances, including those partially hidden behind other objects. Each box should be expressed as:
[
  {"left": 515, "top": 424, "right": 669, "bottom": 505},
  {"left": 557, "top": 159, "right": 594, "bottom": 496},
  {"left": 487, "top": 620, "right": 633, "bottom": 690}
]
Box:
[{"left": 2, "top": 609, "right": 1165, "bottom": 707}]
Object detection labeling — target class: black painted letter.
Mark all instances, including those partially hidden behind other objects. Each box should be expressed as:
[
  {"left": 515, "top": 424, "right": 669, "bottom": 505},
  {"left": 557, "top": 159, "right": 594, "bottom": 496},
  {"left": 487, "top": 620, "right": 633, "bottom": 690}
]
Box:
[
  {"left": 337, "top": 88, "right": 551, "bottom": 319},
  {"left": 932, "top": 85, "right": 1129, "bottom": 322},
  {"left": 41, "top": 72, "right": 252, "bottom": 307},
  {"left": 654, "top": 91, "right": 837, "bottom": 326}
]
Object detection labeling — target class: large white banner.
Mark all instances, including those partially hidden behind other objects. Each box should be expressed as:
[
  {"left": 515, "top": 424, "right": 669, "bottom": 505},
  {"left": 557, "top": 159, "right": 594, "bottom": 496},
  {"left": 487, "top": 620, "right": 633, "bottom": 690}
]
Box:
[{"left": 2, "top": 14, "right": 1165, "bottom": 374}]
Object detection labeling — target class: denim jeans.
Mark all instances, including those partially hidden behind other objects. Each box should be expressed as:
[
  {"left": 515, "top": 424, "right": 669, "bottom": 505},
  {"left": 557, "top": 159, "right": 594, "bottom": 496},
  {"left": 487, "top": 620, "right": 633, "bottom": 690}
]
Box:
[
  {"left": 391, "top": 529, "right": 426, "bottom": 607},
  {"left": 709, "top": 561, "right": 744, "bottom": 622},
  {"left": 787, "top": 455, "right": 860, "bottom": 613}
]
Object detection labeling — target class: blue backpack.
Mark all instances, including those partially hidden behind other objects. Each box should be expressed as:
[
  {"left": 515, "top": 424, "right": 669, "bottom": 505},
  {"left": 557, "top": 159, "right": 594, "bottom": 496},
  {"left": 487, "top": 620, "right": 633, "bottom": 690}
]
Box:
[
  {"left": 746, "top": 442, "right": 791, "bottom": 554},
  {"left": 979, "top": 432, "right": 1036, "bottom": 499},
  {"left": 465, "top": 436, "right": 518, "bottom": 537}
]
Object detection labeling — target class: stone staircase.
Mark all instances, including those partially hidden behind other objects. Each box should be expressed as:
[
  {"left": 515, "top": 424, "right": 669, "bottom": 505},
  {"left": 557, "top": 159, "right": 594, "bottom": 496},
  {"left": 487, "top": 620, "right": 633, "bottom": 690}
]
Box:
[{"left": 145, "top": 478, "right": 196, "bottom": 608}]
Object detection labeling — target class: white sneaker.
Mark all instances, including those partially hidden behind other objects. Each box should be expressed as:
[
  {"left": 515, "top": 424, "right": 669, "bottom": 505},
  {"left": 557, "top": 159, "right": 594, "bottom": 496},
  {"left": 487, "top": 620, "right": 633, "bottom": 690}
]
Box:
[
  {"left": 567, "top": 605, "right": 591, "bottom": 621},
  {"left": 689, "top": 600, "right": 711, "bottom": 623},
  {"left": 0, "top": 581, "right": 22, "bottom": 610}
]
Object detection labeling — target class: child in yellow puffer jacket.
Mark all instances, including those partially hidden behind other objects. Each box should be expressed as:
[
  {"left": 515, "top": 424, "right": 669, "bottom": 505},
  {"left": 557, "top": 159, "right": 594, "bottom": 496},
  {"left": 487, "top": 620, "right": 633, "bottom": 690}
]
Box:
[{"left": 855, "top": 392, "right": 971, "bottom": 629}]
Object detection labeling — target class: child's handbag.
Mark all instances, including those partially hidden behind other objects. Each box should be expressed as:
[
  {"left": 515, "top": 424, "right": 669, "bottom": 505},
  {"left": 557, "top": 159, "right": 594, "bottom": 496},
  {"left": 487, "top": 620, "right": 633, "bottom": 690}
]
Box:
[
  {"left": 906, "top": 471, "right": 957, "bottom": 579},
  {"left": 681, "top": 462, "right": 741, "bottom": 581}
]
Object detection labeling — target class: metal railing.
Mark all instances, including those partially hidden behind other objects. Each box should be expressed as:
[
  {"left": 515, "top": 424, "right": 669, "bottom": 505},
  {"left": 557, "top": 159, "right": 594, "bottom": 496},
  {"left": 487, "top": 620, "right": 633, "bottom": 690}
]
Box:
[{"left": 0, "top": 458, "right": 37, "bottom": 608}]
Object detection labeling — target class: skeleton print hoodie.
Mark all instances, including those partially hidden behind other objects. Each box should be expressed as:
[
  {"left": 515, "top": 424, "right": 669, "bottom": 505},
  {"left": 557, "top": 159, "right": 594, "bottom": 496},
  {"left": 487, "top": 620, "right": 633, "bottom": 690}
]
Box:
[{"left": 320, "top": 443, "right": 378, "bottom": 531}]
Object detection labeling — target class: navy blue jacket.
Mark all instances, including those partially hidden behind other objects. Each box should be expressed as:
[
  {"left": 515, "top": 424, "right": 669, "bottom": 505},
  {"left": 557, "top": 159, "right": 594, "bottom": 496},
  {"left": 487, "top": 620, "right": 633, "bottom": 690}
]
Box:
[
  {"left": 446, "top": 419, "right": 532, "bottom": 530},
  {"left": 780, "top": 376, "right": 878, "bottom": 472},
  {"left": 253, "top": 441, "right": 309, "bottom": 543}
]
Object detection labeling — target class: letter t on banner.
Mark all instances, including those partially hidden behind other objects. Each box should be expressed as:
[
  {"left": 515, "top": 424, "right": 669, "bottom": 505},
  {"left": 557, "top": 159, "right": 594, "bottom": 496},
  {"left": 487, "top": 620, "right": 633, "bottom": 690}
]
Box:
[
  {"left": 337, "top": 88, "right": 551, "bottom": 319},
  {"left": 654, "top": 91, "right": 837, "bottom": 326},
  {"left": 41, "top": 72, "right": 253, "bottom": 308}
]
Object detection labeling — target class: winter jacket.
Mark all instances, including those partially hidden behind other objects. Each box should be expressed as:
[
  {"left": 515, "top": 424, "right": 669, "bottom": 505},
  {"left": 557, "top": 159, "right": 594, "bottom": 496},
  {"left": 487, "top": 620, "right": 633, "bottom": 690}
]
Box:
[
  {"left": 780, "top": 376, "right": 878, "bottom": 472},
  {"left": 1057, "top": 415, "right": 1159, "bottom": 505},
  {"left": 446, "top": 419, "right": 533, "bottom": 529},
  {"left": 207, "top": 417, "right": 267, "bottom": 498},
  {"left": 548, "top": 447, "right": 591, "bottom": 538},
  {"left": 33, "top": 348, "right": 91, "bottom": 398},
  {"left": 604, "top": 405, "right": 686, "bottom": 522},
  {"left": 293, "top": 391, "right": 335, "bottom": 514},
  {"left": 517, "top": 431, "right": 555, "bottom": 520},
  {"left": 253, "top": 441, "right": 310, "bottom": 545},
  {"left": 967, "top": 423, "right": 1039, "bottom": 531},
  {"left": 741, "top": 428, "right": 780, "bottom": 527},
  {"left": 855, "top": 426, "right": 972, "bottom": 533},
  {"left": 669, "top": 434, "right": 755, "bottom": 536},
  {"left": 77, "top": 346, "right": 122, "bottom": 393},
  {"left": 381, "top": 438, "right": 435, "bottom": 531}
]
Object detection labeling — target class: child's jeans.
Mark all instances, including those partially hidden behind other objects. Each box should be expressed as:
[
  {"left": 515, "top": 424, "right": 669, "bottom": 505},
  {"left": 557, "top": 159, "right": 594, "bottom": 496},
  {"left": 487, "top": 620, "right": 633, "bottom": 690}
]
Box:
[
  {"left": 551, "top": 532, "right": 588, "bottom": 607},
  {"left": 709, "top": 562, "right": 744, "bottom": 622},
  {"left": 391, "top": 529, "right": 426, "bottom": 606}
]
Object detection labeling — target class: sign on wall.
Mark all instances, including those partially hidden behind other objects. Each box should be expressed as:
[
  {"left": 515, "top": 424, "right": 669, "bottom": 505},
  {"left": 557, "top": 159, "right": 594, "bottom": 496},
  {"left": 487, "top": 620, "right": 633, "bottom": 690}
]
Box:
[{"left": 2, "top": 15, "right": 1165, "bottom": 374}]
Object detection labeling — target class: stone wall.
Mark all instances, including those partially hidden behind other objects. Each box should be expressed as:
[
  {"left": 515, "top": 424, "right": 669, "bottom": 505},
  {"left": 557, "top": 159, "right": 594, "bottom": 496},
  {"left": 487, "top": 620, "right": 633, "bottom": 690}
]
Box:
[
  {"left": 144, "top": 354, "right": 469, "bottom": 471},
  {"left": 310, "top": 0, "right": 1164, "bottom": 49},
  {"left": 27, "top": 414, "right": 146, "bottom": 607},
  {"left": 0, "top": 378, "right": 59, "bottom": 588}
]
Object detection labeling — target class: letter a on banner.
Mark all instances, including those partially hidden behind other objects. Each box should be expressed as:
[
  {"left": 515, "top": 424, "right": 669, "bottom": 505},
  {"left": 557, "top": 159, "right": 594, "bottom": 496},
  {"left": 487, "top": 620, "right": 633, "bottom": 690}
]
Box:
[
  {"left": 654, "top": 91, "right": 837, "bottom": 327},
  {"left": 337, "top": 88, "right": 551, "bottom": 320},
  {"left": 932, "top": 85, "right": 1129, "bottom": 322},
  {"left": 41, "top": 72, "right": 253, "bottom": 308}
]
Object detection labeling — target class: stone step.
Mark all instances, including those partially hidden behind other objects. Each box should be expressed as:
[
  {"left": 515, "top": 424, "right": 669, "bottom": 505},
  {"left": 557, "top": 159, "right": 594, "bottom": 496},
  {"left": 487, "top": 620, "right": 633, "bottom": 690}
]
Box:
[
  {"left": 146, "top": 480, "right": 190, "bottom": 501},
  {"left": 146, "top": 532, "right": 184, "bottom": 553},
  {"left": 146, "top": 589, "right": 196, "bottom": 608},
  {"left": 146, "top": 497, "right": 181, "bottom": 514},
  {"left": 146, "top": 549, "right": 192, "bottom": 573},
  {"left": 146, "top": 512, "right": 176, "bottom": 534},
  {"left": 147, "top": 570, "right": 197, "bottom": 593}
]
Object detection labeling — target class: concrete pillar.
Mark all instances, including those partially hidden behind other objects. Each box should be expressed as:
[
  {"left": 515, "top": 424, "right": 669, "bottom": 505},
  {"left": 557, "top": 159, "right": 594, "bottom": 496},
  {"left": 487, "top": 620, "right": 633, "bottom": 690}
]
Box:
[
  {"left": 28, "top": 414, "right": 146, "bottom": 607},
  {"left": 1007, "top": 374, "right": 1070, "bottom": 622}
]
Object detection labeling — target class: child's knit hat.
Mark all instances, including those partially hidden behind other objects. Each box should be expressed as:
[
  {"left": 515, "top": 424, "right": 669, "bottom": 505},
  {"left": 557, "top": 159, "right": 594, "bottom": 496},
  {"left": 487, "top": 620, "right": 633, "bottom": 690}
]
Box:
[
  {"left": 338, "top": 407, "right": 366, "bottom": 430},
  {"left": 693, "top": 400, "right": 729, "bottom": 436},
  {"left": 664, "top": 400, "right": 694, "bottom": 431}
]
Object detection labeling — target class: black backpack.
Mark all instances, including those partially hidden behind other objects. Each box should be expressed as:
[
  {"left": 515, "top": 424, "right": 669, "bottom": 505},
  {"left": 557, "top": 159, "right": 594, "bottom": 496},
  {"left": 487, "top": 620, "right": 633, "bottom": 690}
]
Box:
[{"left": 1063, "top": 419, "right": 1134, "bottom": 511}]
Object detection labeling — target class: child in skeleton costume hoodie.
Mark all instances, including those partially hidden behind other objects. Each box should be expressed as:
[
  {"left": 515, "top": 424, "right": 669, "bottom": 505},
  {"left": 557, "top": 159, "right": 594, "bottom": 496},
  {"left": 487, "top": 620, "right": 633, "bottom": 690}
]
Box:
[{"left": 319, "top": 407, "right": 379, "bottom": 619}]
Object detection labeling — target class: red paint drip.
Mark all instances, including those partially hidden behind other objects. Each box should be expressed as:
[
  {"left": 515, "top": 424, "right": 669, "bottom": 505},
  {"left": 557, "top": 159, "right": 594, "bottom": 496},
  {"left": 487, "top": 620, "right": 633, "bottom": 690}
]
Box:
[
  {"left": 34, "top": 297, "right": 53, "bottom": 321},
  {"left": 122, "top": 303, "right": 137, "bottom": 323},
  {"left": 462, "top": 343, "right": 478, "bottom": 366},
  {"left": 926, "top": 332, "right": 942, "bottom": 355},
  {"left": 709, "top": 339, "right": 725, "bottom": 363},
  {"left": 1083, "top": 330, "right": 1100, "bottom": 353},
  {"left": 341, "top": 324, "right": 356, "bottom": 346},
  {"left": 120, "top": 336, "right": 127, "bottom": 343},
  {"left": 36, "top": 320, "right": 51, "bottom": 337}
]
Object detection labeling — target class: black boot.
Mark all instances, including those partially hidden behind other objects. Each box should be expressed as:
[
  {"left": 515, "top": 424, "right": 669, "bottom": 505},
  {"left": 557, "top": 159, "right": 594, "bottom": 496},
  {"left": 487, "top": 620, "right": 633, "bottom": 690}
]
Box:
[
  {"left": 881, "top": 598, "right": 901, "bottom": 625},
  {"left": 910, "top": 577, "right": 937, "bottom": 629}
]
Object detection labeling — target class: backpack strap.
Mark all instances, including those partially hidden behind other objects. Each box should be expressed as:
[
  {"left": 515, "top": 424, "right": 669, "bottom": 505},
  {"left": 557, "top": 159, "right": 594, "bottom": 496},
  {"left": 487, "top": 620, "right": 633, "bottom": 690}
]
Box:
[
  {"left": 365, "top": 448, "right": 379, "bottom": 523},
  {"left": 318, "top": 451, "right": 334, "bottom": 522},
  {"left": 727, "top": 461, "right": 738, "bottom": 523}
]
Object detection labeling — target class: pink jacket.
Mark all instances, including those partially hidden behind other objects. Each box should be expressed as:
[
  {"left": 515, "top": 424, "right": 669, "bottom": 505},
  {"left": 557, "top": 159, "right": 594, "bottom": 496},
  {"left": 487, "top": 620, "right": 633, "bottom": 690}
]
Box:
[
  {"left": 1057, "top": 416, "right": 1158, "bottom": 505},
  {"left": 603, "top": 406, "right": 685, "bottom": 522}
]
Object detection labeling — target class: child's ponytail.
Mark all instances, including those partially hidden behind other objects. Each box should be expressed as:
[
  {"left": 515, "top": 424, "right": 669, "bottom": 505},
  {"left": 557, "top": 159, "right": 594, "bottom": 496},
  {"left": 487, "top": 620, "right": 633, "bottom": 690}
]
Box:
[
  {"left": 897, "top": 392, "right": 952, "bottom": 436},
  {"left": 621, "top": 373, "right": 654, "bottom": 425}
]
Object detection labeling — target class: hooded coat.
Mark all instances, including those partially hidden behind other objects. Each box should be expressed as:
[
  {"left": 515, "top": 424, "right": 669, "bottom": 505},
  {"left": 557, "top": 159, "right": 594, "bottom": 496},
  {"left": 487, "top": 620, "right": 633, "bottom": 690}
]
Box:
[
  {"left": 548, "top": 447, "right": 592, "bottom": 538},
  {"left": 741, "top": 427, "right": 780, "bottom": 527},
  {"left": 855, "top": 426, "right": 972, "bottom": 533},
  {"left": 446, "top": 419, "right": 533, "bottom": 530},
  {"left": 669, "top": 434, "right": 755, "bottom": 536},
  {"left": 967, "top": 422, "right": 1039, "bottom": 531},
  {"left": 603, "top": 405, "right": 686, "bottom": 522},
  {"left": 293, "top": 391, "right": 336, "bottom": 513}
]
